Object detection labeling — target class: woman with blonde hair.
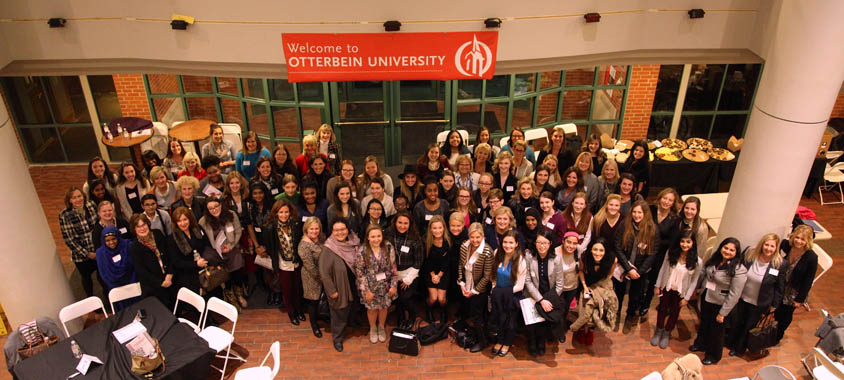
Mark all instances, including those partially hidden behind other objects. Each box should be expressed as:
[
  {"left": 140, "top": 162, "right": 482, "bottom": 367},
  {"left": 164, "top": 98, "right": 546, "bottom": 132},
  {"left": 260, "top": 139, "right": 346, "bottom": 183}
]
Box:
[
  {"left": 316, "top": 124, "right": 342, "bottom": 176},
  {"left": 727, "top": 233, "right": 788, "bottom": 357},
  {"left": 582, "top": 133, "right": 607, "bottom": 176},
  {"left": 149, "top": 166, "right": 178, "bottom": 210},
  {"left": 641, "top": 187, "right": 681, "bottom": 318},
  {"left": 472, "top": 143, "right": 494, "bottom": 174},
  {"left": 299, "top": 216, "right": 326, "bottom": 338},
  {"left": 178, "top": 151, "right": 206, "bottom": 180},
  {"left": 510, "top": 140, "right": 534, "bottom": 180},
  {"left": 597, "top": 159, "right": 620, "bottom": 208},
  {"left": 457, "top": 222, "right": 495, "bottom": 352},
  {"left": 357, "top": 155, "right": 394, "bottom": 198},
  {"left": 454, "top": 154, "right": 480, "bottom": 191},
  {"left": 171, "top": 175, "right": 206, "bottom": 221},
  {"left": 774, "top": 225, "right": 817, "bottom": 343},
  {"left": 492, "top": 151, "right": 517, "bottom": 203},
  {"left": 540, "top": 155, "right": 563, "bottom": 188},
  {"left": 574, "top": 151, "right": 602, "bottom": 214}
]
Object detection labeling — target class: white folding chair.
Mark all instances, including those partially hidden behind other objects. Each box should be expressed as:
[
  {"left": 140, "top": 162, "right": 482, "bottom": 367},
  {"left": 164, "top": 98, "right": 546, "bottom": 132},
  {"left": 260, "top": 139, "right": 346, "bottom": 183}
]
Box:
[
  {"left": 640, "top": 372, "right": 662, "bottom": 380},
  {"left": 813, "top": 245, "right": 833, "bottom": 285},
  {"left": 59, "top": 296, "right": 108, "bottom": 337},
  {"left": 436, "top": 129, "right": 470, "bottom": 145},
  {"left": 554, "top": 123, "right": 578, "bottom": 135},
  {"left": 751, "top": 365, "right": 796, "bottom": 380},
  {"left": 173, "top": 287, "right": 206, "bottom": 333},
  {"left": 108, "top": 282, "right": 141, "bottom": 315},
  {"left": 524, "top": 128, "right": 549, "bottom": 147},
  {"left": 140, "top": 121, "right": 171, "bottom": 158},
  {"left": 218, "top": 123, "right": 243, "bottom": 152},
  {"left": 233, "top": 341, "right": 280, "bottom": 380},
  {"left": 199, "top": 297, "right": 245, "bottom": 379},
  {"left": 805, "top": 347, "right": 844, "bottom": 379},
  {"left": 499, "top": 136, "right": 510, "bottom": 148},
  {"left": 819, "top": 162, "right": 844, "bottom": 205}
]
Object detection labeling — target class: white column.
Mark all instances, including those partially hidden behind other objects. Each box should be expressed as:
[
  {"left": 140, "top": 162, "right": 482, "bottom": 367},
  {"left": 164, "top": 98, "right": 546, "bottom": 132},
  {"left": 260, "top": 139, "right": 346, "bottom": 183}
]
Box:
[
  {"left": 716, "top": 0, "right": 844, "bottom": 246},
  {"left": 0, "top": 95, "right": 76, "bottom": 328}
]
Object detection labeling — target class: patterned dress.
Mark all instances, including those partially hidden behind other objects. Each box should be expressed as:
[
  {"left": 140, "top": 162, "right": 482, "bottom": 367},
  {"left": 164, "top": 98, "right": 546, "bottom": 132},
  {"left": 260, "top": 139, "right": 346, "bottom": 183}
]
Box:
[
  {"left": 355, "top": 242, "right": 398, "bottom": 310},
  {"left": 298, "top": 240, "right": 323, "bottom": 301}
]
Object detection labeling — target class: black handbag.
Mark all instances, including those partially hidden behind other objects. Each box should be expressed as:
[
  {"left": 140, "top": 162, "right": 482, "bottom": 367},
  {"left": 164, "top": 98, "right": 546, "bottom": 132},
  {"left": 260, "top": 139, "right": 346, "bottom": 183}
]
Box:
[
  {"left": 417, "top": 322, "right": 449, "bottom": 346},
  {"left": 388, "top": 328, "right": 419, "bottom": 356},
  {"left": 747, "top": 313, "right": 778, "bottom": 353},
  {"left": 317, "top": 293, "right": 331, "bottom": 322},
  {"left": 449, "top": 320, "right": 477, "bottom": 349}
]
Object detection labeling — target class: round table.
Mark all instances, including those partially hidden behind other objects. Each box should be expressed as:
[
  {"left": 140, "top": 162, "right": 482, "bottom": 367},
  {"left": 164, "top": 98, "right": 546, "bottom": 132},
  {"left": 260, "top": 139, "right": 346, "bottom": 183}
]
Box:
[
  {"left": 168, "top": 119, "right": 214, "bottom": 153},
  {"left": 102, "top": 133, "right": 152, "bottom": 167}
]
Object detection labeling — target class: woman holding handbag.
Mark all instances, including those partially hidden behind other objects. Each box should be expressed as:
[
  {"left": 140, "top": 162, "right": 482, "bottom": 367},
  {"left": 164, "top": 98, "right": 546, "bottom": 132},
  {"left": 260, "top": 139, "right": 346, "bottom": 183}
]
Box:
[
  {"left": 299, "top": 217, "right": 325, "bottom": 338},
  {"left": 775, "top": 225, "right": 818, "bottom": 343},
  {"left": 198, "top": 197, "right": 247, "bottom": 310},
  {"left": 166, "top": 206, "right": 211, "bottom": 296},
  {"left": 726, "top": 233, "right": 789, "bottom": 357},
  {"left": 263, "top": 199, "right": 305, "bottom": 325}
]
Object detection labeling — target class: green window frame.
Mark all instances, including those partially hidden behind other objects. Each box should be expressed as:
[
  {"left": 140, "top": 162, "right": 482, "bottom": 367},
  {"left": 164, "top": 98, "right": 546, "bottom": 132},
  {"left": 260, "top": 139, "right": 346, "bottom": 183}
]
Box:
[
  {"left": 449, "top": 66, "right": 632, "bottom": 141},
  {"left": 143, "top": 75, "right": 331, "bottom": 149}
]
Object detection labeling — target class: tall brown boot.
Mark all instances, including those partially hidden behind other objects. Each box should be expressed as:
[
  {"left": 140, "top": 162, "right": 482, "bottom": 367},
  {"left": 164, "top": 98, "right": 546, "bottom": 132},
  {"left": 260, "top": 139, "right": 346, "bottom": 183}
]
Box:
[{"left": 234, "top": 285, "right": 249, "bottom": 309}]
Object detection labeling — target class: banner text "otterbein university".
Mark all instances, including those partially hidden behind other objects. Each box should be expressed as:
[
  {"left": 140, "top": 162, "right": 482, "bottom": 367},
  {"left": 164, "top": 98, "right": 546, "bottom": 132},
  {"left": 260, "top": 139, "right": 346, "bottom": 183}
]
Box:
[{"left": 281, "top": 32, "right": 499, "bottom": 83}]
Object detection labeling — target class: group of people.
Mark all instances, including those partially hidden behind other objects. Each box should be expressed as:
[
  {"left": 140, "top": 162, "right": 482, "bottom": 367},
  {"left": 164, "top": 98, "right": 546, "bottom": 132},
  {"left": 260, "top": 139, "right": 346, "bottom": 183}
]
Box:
[{"left": 59, "top": 123, "right": 818, "bottom": 359}]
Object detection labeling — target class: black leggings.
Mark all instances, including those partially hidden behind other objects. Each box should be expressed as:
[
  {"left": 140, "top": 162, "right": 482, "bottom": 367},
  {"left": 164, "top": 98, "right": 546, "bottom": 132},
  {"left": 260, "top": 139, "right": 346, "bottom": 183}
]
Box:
[
  {"left": 395, "top": 278, "right": 419, "bottom": 323},
  {"left": 694, "top": 296, "right": 727, "bottom": 362},
  {"left": 613, "top": 277, "right": 647, "bottom": 317},
  {"left": 74, "top": 259, "right": 106, "bottom": 298},
  {"left": 774, "top": 303, "right": 796, "bottom": 342},
  {"left": 227, "top": 268, "right": 247, "bottom": 288}
]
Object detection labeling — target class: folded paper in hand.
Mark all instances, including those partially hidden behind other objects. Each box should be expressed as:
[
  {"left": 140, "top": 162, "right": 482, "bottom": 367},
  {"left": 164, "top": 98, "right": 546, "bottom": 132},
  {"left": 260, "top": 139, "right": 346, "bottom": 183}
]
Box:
[{"left": 520, "top": 298, "right": 545, "bottom": 325}]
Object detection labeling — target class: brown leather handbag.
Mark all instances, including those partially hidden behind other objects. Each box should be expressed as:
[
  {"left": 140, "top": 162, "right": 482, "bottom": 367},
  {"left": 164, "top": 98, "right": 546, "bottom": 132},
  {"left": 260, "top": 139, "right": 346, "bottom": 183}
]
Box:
[
  {"left": 199, "top": 265, "right": 229, "bottom": 292},
  {"left": 130, "top": 338, "right": 166, "bottom": 376},
  {"left": 16, "top": 331, "right": 59, "bottom": 359}
]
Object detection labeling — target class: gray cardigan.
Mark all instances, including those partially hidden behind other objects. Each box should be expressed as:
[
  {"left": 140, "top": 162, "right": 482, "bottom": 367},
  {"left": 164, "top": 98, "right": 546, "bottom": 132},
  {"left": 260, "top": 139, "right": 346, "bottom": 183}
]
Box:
[
  {"left": 524, "top": 251, "right": 564, "bottom": 301},
  {"left": 702, "top": 263, "right": 748, "bottom": 317},
  {"left": 654, "top": 253, "right": 703, "bottom": 301}
]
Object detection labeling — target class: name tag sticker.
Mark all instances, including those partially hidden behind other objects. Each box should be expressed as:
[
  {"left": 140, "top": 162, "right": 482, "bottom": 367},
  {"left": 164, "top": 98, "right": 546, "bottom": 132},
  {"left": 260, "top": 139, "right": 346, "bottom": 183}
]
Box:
[
  {"left": 329, "top": 154, "right": 336, "bottom": 159},
  {"left": 302, "top": 216, "right": 308, "bottom": 222},
  {"left": 545, "top": 222, "right": 554, "bottom": 229},
  {"left": 425, "top": 214, "right": 433, "bottom": 221},
  {"left": 119, "top": 227, "right": 128, "bottom": 234},
  {"left": 376, "top": 272, "right": 387, "bottom": 281},
  {"left": 254, "top": 227, "right": 262, "bottom": 233},
  {"left": 506, "top": 186, "right": 514, "bottom": 192},
  {"left": 112, "top": 255, "right": 122, "bottom": 263},
  {"left": 401, "top": 245, "right": 410, "bottom": 253},
  {"left": 705, "top": 281, "right": 716, "bottom": 291},
  {"left": 769, "top": 268, "right": 779, "bottom": 276},
  {"left": 271, "top": 188, "right": 279, "bottom": 195},
  {"left": 485, "top": 217, "right": 492, "bottom": 224},
  {"left": 225, "top": 225, "right": 234, "bottom": 233},
  {"left": 477, "top": 208, "right": 482, "bottom": 214},
  {"left": 127, "top": 192, "right": 137, "bottom": 199},
  {"left": 243, "top": 160, "right": 251, "bottom": 166}
]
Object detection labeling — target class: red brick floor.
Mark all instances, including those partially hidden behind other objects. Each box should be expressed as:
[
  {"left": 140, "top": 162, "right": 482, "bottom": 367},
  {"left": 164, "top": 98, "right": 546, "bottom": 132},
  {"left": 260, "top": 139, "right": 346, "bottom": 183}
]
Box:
[{"left": 1, "top": 165, "right": 843, "bottom": 379}]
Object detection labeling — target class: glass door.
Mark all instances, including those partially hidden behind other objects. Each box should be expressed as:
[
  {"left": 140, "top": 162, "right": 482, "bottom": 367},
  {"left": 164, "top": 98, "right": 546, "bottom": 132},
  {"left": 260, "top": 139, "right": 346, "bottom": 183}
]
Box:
[{"left": 330, "top": 80, "right": 452, "bottom": 169}]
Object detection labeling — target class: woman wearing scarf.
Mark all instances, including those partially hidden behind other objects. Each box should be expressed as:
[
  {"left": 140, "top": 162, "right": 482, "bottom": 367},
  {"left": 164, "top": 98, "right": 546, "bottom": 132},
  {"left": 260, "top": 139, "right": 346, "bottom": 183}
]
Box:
[
  {"left": 320, "top": 219, "right": 359, "bottom": 352},
  {"left": 96, "top": 226, "right": 137, "bottom": 311},
  {"left": 263, "top": 199, "right": 304, "bottom": 324},
  {"left": 129, "top": 214, "right": 175, "bottom": 308},
  {"left": 324, "top": 218, "right": 363, "bottom": 329},
  {"left": 166, "top": 206, "right": 211, "bottom": 295},
  {"left": 199, "top": 197, "right": 247, "bottom": 310}
]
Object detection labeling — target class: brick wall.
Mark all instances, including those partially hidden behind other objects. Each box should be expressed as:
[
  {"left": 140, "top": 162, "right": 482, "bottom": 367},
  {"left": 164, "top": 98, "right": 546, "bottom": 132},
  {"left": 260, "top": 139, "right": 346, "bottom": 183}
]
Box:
[
  {"left": 112, "top": 74, "right": 151, "bottom": 119},
  {"left": 620, "top": 64, "right": 660, "bottom": 140},
  {"left": 832, "top": 92, "right": 844, "bottom": 119}
]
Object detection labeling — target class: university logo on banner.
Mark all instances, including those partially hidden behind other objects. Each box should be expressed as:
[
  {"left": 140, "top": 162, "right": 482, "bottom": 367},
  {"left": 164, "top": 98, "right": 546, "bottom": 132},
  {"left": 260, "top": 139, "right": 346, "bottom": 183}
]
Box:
[{"left": 282, "top": 32, "right": 498, "bottom": 82}]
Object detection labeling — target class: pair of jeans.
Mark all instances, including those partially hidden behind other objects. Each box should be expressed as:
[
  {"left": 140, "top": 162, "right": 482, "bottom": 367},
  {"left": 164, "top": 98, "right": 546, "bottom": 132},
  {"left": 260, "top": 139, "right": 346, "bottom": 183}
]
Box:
[{"left": 656, "top": 289, "right": 682, "bottom": 331}]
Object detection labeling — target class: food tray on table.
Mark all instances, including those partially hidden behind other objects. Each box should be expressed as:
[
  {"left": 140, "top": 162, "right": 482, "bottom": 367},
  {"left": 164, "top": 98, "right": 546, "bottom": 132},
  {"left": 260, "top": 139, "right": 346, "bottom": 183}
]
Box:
[
  {"left": 708, "top": 148, "right": 735, "bottom": 161},
  {"left": 687, "top": 137, "right": 713, "bottom": 151},
  {"left": 661, "top": 138, "right": 687, "bottom": 150},
  {"left": 682, "top": 148, "right": 710, "bottom": 162},
  {"left": 655, "top": 147, "right": 682, "bottom": 161}
]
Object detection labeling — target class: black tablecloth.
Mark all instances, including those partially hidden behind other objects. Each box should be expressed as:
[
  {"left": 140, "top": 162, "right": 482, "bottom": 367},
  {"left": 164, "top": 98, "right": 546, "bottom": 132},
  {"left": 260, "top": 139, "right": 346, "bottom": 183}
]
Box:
[
  {"left": 14, "top": 297, "right": 214, "bottom": 380},
  {"left": 650, "top": 153, "right": 824, "bottom": 196}
]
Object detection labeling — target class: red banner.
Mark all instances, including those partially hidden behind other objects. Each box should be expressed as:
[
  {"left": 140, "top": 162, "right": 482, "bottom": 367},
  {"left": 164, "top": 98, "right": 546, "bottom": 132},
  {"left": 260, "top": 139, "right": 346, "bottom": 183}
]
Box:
[{"left": 282, "top": 32, "right": 498, "bottom": 82}]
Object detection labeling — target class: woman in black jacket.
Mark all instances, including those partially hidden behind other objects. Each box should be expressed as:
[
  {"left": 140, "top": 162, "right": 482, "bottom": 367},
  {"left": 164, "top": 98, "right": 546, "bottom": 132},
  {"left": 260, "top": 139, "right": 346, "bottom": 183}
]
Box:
[
  {"left": 726, "top": 233, "right": 789, "bottom": 357},
  {"left": 774, "top": 225, "right": 818, "bottom": 343},
  {"left": 620, "top": 140, "right": 650, "bottom": 197},
  {"left": 129, "top": 213, "right": 175, "bottom": 308},
  {"left": 642, "top": 188, "right": 680, "bottom": 318},
  {"left": 386, "top": 210, "right": 425, "bottom": 327},
  {"left": 171, "top": 175, "right": 207, "bottom": 221},
  {"left": 166, "top": 206, "right": 211, "bottom": 295},
  {"left": 614, "top": 200, "right": 659, "bottom": 333},
  {"left": 262, "top": 199, "right": 305, "bottom": 325}
]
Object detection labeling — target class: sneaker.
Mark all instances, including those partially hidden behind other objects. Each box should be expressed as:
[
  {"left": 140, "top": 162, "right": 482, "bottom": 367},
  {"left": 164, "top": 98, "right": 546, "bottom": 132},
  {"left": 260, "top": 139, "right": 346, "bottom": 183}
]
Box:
[
  {"left": 377, "top": 326, "right": 386, "bottom": 342},
  {"left": 369, "top": 330, "right": 378, "bottom": 343}
]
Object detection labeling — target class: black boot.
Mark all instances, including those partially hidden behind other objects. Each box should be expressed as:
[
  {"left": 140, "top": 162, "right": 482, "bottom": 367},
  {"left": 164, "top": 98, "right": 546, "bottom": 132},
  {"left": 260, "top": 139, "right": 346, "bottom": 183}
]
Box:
[
  {"left": 426, "top": 307, "right": 435, "bottom": 323},
  {"left": 439, "top": 306, "right": 448, "bottom": 324},
  {"left": 288, "top": 311, "right": 300, "bottom": 326},
  {"left": 296, "top": 309, "right": 306, "bottom": 321},
  {"left": 469, "top": 323, "right": 488, "bottom": 353},
  {"left": 311, "top": 321, "right": 322, "bottom": 338}
]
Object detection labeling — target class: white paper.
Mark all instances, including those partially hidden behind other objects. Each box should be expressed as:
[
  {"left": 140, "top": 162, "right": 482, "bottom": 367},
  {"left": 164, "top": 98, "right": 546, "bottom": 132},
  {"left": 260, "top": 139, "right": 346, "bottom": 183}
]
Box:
[
  {"left": 76, "top": 354, "right": 103, "bottom": 375},
  {"left": 130, "top": 129, "right": 152, "bottom": 138},
  {"left": 112, "top": 255, "right": 122, "bottom": 263},
  {"left": 112, "top": 320, "right": 147, "bottom": 344},
  {"left": 520, "top": 298, "right": 545, "bottom": 325},
  {"left": 652, "top": 140, "right": 663, "bottom": 148},
  {"left": 214, "top": 232, "right": 227, "bottom": 253}
]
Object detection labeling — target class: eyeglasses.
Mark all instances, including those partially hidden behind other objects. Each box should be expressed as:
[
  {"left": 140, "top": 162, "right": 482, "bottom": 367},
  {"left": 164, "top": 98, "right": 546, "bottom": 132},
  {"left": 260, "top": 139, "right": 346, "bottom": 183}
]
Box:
[
  {"left": 208, "top": 204, "right": 221, "bottom": 210},
  {"left": 458, "top": 194, "right": 471, "bottom": 198},
  {"left": 341, "top": 168, "right": 354, "bottom": 172},
  {"left": 536, "top": 240, "right": 550, "bottom": 246},
  {"left": 479, "top": 182, "right": 492, "bottom": 186},
  {"left": 369, "top": 207, "right": 383, "bottom": 212}
]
